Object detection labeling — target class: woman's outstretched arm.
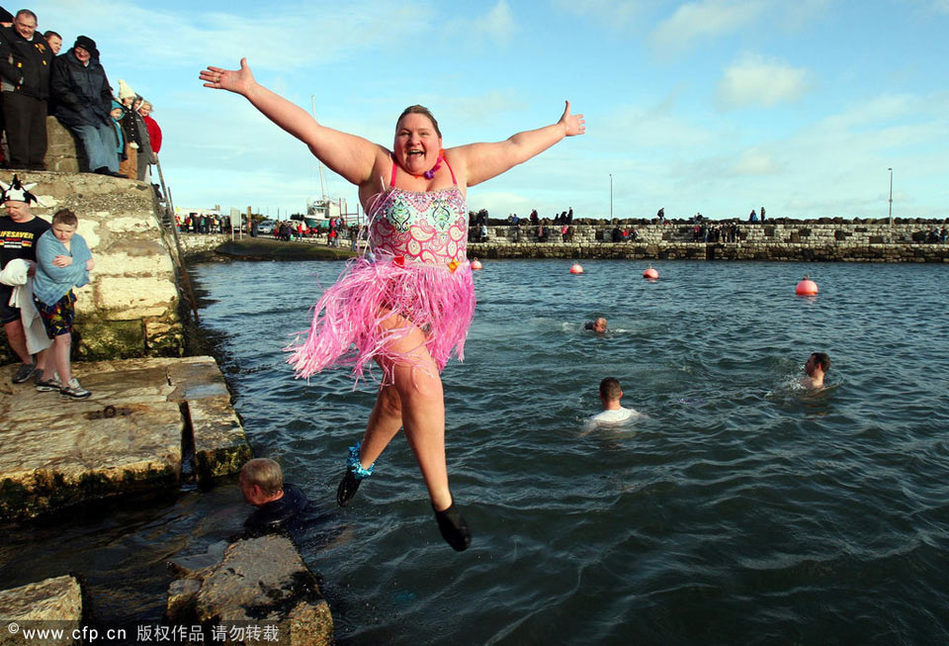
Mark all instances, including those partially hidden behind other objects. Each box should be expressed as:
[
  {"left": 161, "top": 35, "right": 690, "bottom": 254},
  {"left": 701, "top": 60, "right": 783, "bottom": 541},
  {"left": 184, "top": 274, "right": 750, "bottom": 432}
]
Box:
[
  {"left": 450, "top": 100, "right": 585, "bottom": 187},
  {"left": 200, "top": 58, "right": 385, "bottom": 186}
]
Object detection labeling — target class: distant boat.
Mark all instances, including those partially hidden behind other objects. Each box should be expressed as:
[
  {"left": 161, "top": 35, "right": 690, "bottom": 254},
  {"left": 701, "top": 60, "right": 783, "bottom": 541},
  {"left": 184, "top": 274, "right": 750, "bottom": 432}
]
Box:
[{"left": 306, "top": 197, "right": 362, "bottom": 228}]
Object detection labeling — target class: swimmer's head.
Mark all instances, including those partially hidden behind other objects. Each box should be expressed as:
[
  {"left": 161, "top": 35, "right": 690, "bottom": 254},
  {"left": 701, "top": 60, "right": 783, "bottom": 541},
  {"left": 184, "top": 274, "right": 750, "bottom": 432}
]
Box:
[
  {"left": 239, "top": 458, "right": 284, "bottom": 505},
  {"left": 805, "top": 352, "right": 830, "bottom": 376},
  {"left": 599, "top": 377, "right": 622, "bottom": 402},
  {"left": 592, "top": 317, "right": 607, "bottom": 334}
]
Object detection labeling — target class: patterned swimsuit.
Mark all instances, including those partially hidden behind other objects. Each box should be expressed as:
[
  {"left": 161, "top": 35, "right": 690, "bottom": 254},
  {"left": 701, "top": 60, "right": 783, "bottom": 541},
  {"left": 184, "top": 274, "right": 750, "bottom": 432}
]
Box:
[{"left": 288, "top": 158, "right": 476, "bottom": 383}]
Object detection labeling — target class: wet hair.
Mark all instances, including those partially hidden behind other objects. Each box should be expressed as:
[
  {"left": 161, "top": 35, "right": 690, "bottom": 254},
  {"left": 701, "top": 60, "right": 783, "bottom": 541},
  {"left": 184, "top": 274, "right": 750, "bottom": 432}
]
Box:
[
  {"left": 397, "top": 105, "right": 441, "bottom": 138},
  {"left": 240, "top": 458, "right": 283, "bottom": 496},
  {"left": 599, "top": 377, "right": 623, "bottom": 401},
  {"left": 810, "top": 352, "right": 831, "bottom": 373},
  {"left": 52, "top": 208, "right": 78, "bottom": 227}
]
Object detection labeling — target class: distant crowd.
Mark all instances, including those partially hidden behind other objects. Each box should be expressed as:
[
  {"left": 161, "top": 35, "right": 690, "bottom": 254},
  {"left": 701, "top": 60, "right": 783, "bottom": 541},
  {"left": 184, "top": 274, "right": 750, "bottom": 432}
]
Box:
[
  {"left": 467, "top": 205, "right": 947, "bottom": 246},
  {"left": 176, "top": 214, "right": 364, "bottom": 250},
  {"left": 0, "top": 6, "right": 163, "bottom": 179},
  {"left": 469, "top": 206, "right": 579, "bottom": 243}
]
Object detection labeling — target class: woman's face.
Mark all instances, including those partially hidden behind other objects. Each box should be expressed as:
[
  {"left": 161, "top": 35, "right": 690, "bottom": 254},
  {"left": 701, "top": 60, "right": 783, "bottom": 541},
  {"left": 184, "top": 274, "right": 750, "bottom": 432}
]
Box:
[{"left": 394, "top": 112, "right": 442, "bottom": 176}]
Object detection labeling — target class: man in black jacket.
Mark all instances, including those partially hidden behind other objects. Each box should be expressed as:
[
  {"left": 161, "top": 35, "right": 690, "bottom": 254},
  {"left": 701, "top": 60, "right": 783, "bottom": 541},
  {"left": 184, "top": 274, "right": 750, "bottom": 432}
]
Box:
[
  {"left": 0, "top": 9, "right": 53, "bottom": 170},
  {"left": 50, "top": 35, "right": 123, "bottom": 177}
]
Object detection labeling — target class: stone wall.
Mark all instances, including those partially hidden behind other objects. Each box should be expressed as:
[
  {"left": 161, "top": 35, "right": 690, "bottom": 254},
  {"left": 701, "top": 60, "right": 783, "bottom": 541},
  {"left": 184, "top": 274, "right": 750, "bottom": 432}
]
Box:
[
  {"left": 1, "top": 170, "right": 184, "bottom": 362},
  {"left": 469, "top": 220, "right": 949, "bottom": 263},
  {"left": 45, "top": 115, "right": 83, "bottom": 172}
]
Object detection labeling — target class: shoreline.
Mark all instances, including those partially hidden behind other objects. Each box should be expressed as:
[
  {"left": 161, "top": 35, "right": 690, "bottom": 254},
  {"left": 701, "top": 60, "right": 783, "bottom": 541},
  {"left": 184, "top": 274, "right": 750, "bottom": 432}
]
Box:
[{"left": 177, "top": 220, "right": 949, "bottom": 263}]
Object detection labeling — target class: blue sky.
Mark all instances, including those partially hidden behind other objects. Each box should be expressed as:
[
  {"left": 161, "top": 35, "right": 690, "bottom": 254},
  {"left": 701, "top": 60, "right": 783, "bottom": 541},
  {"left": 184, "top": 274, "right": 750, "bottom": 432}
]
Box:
[{"left": 31, "top": 0, "right": 949, "bottom": 220}]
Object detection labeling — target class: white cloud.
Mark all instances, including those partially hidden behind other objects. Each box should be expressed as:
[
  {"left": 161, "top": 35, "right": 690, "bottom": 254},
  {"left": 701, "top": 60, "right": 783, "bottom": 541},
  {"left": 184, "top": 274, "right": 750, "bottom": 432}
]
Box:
[
  {"left": 731, "top": 148, "right": 780, "bottom": 176},
  {"left": 716, "top": 53, "right": 809, "bottom": 109},
  {"left": 45, "top": 0, "right": 425, "bottom": 74},
  {"left": 475, "top": 0, "right": 516, "bottom": 45},
  {"left": 651, "top": 0, "right": 765, "bottom": 55},
  {"left": 927, "top": 0, "right": 949, "bottom": 13}
]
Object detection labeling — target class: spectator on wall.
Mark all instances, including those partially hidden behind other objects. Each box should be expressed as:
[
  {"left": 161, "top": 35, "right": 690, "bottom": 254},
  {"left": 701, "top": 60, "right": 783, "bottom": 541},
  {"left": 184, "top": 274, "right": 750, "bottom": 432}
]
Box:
[
  {"left": 0, "top": 9, "right": 54, "bottom": 170},
  {"left": 43, "top": 30, "right": 61, "bottom": 55},
  {"left": 50, "top": 36, "right": 123, "bottom": 177}
]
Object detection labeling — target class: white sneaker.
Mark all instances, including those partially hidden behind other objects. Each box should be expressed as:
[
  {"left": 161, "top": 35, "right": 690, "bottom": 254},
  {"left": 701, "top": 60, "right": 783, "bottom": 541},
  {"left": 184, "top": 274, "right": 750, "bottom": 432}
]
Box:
[
  {"left": 60, "top": 377, "right": 91, "bottom": 399},
  {"left": 35, "top": 371, "right": 62, "bottom": 392}
]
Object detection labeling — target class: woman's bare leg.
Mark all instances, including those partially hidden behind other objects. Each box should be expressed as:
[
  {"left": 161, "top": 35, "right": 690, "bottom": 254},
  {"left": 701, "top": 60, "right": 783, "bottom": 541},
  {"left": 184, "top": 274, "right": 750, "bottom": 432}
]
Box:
[
  {"left": 370, "top": 323, "right": 451, "bottom": 510},
  {"left": 340, "top": 316, "right": 469, "bottom": 549},
  {"left": 356, "top": 383, "right": 403, "bottom": 467}
]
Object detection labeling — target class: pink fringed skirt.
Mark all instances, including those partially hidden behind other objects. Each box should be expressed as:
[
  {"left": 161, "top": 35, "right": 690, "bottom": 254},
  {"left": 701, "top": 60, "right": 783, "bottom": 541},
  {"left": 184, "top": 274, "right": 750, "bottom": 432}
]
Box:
[{"left": 287, "top": 253, "right": 476, "bottom": 383}]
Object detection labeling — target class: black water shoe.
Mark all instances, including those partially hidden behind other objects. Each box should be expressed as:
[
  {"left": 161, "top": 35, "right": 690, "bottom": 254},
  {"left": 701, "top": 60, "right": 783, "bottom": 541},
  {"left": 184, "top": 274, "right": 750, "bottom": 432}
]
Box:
[
  {"left": 336, "top": 470, "right": 362, "bottom": 507},
  {"left": 434, "top": 501, "right": 471, "bottom": 552}
]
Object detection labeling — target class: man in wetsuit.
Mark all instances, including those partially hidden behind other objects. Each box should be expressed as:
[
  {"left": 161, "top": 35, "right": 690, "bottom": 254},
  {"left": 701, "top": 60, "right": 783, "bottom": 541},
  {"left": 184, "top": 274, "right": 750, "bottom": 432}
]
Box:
[{"left": 239, "top": 458, "right": 308, "bottom": 535}]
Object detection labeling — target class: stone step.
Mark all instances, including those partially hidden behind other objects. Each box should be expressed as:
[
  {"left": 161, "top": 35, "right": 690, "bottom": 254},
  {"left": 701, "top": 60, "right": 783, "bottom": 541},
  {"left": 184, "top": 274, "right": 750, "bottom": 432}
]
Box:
[{"left": 0, "top": 356, "right": 251, "bottom": 521}]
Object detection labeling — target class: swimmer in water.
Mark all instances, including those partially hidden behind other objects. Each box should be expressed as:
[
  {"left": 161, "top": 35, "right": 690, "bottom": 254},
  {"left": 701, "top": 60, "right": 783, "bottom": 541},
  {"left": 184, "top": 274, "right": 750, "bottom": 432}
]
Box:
[
  {"left": 584, "top": 317, "right": 607, "bottom": 334},
  {"left": 582, "top": 377, "right": 639, "bottom": 433},
  {"left": 801, "top": 352, "right": 830, "bottom": 389}
]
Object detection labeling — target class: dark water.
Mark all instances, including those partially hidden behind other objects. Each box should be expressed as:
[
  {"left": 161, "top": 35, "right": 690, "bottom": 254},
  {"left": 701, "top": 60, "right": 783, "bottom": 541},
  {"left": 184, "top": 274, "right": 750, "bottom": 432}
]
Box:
[
  {"left": 2, "top": 258, "right": 947, "bottom": 645},
  {"left": 190, "top": 258, "right": 949, "bottom": 645}
]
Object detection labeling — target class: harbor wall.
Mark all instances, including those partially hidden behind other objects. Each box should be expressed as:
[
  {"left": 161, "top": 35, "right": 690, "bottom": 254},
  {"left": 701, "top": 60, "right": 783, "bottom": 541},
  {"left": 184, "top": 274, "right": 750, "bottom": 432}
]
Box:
[
  {"left": 0, "top": 169, "right": 185, "bottom": 363},
  {"left": 175, "top": 221, "right": 949, "bottom": 263},
  {"left": 467, "top": 220, "right": 949, "bottom": 262}
]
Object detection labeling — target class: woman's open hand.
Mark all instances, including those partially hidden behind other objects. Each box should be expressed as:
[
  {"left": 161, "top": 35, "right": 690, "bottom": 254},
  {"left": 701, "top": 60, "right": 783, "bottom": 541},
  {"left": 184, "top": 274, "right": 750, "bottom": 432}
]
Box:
[{"left": 200, "top": 57, "right": 256, "bottom": 96}]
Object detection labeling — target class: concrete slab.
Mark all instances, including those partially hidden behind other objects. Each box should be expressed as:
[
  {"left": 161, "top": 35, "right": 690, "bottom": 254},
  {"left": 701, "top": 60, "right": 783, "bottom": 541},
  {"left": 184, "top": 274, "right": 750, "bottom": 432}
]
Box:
[{"left": 0, "top": 356, "right": 250, "bottom": 521}]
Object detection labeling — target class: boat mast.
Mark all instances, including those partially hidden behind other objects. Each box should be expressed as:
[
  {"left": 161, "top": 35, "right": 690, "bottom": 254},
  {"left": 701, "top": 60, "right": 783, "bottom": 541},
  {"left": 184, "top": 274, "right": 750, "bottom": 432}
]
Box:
[{"left": 311, "top": 95, "right": 327, "bottom": 204}]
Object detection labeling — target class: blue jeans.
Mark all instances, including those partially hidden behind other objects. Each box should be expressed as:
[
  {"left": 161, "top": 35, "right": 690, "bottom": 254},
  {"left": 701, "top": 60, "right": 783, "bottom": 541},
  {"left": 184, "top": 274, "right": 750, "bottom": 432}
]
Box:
[{"left": 70, "top": 121, "right": 118, "bottom": 172}]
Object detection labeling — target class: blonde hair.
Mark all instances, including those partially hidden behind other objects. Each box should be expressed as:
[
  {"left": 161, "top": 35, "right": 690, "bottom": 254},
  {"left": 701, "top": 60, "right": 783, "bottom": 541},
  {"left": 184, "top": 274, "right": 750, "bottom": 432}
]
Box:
[{"left": 240, "top": 458, "right": 283, "bottom": 495}]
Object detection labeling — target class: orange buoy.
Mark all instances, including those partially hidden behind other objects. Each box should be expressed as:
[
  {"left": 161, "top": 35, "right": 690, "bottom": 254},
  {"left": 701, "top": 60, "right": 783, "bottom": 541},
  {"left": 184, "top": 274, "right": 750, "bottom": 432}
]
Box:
[
  {"left": 570, "top": 262, "right": 584, "bottom": 274},
  {"left": 470, "top": 259, "right": 483, "bottom": 270},
  {"left": 643, "top": 267, "right": 659, "bottom": 280},
  {"left": 795, "top": 277, "right": 818, "bottom": 296}
]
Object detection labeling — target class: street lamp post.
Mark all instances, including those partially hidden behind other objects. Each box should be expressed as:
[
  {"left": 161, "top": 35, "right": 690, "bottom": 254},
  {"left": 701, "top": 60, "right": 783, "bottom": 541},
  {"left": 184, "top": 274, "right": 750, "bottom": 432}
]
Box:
[
  {"left": 609, "top": 173, "right": 613, "bottom": 220},
  {"left": 888, "top": 168, "right": 894, "bottom": 241}
]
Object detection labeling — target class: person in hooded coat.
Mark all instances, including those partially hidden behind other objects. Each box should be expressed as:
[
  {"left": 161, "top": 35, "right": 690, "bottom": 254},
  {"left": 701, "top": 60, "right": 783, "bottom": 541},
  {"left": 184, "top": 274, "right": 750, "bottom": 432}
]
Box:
[{"left": 50, "top": 35, "right": 122, "bottom": 176}]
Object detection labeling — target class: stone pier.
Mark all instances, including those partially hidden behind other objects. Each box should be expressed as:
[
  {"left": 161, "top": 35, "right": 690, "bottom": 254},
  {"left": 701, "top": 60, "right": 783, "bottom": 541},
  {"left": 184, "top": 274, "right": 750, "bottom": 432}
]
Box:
[
  {"left": 466, "top": 219, "right": 949, "bottom": 262},
  {"left": 0, "top": 356, "right": 250, "bottom": 521}
]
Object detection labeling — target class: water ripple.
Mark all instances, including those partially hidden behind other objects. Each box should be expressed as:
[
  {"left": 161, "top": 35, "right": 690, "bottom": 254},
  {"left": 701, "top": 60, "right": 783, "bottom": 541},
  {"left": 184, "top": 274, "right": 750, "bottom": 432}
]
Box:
[{"left": 189, "top": 259, "right": 949, "bottom": 645}]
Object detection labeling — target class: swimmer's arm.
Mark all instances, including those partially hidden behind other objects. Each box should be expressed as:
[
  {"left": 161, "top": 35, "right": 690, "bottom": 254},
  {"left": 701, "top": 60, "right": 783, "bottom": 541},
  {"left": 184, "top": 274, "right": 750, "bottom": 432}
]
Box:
[
  {"left": 579, "top": 418, "right": 597, "bottom": 437},
  {"left": 451, "top": 100, "right": 585, "bottom": 187},
  {"left": 200, "top": 58, "right": 385, "bottom": 186}
]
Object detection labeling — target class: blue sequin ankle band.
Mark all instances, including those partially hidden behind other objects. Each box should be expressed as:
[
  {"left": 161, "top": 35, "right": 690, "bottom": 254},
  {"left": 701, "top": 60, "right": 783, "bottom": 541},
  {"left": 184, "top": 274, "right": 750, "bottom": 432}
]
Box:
[{"left": 346, "top": 442, "right": 374, "bottom": 480}]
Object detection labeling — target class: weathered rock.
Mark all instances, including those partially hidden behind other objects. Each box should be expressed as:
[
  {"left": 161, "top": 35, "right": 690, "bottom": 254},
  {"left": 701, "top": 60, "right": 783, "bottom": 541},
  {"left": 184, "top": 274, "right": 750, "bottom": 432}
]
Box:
[
  {"left": 167, "top": 535, "right": 333, "bottom": 646},
  {"left": 0, "top": 575, "right": 82, "bottom": 646},
  {"left": 0, "top": 356, "right": 250, "bottom": 520}
]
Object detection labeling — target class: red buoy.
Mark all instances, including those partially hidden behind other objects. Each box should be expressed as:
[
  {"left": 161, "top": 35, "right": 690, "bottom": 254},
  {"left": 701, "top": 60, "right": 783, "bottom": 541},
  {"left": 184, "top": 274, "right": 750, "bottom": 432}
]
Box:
[
  {"left": 795, "top": 278, "right": 818, "bottom": 296},
  {"left": 470, "top": 259, "right": 483, "bottom": 270},
  {"left": 643, "top": 267, "right": 659, "bottom": 280},
  {"left": 570, "top": 262, "right": 584, "bottom": 274}
]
